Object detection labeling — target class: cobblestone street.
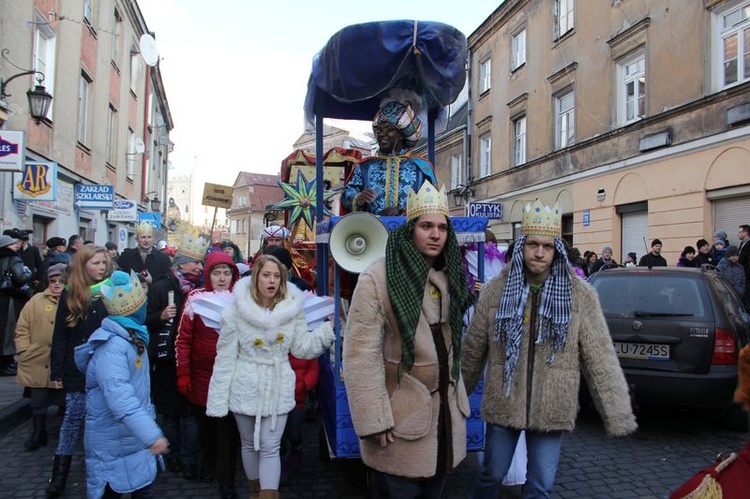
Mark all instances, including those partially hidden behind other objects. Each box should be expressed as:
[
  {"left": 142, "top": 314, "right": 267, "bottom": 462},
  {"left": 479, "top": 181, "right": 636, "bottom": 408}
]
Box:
[{"left": 0, "top": 400, "right": 747, "bottom": 498}]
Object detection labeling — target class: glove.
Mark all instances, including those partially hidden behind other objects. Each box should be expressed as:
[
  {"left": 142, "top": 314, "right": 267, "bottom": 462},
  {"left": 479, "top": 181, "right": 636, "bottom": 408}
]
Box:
[{"left": 177, "top": 375, "right": 192, "bottom": 396}]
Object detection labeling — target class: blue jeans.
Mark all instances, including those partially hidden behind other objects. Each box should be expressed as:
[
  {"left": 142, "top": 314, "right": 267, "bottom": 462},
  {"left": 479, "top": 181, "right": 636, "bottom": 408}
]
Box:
[
  {"left": 55, "top": 391, "right": 86, "bottom": 455},
  {"left": 159, "top": 413, "right": 200, "bottom": 466},
  {"left": 472, "top": 424, "right": 563, "bottom": 499}
]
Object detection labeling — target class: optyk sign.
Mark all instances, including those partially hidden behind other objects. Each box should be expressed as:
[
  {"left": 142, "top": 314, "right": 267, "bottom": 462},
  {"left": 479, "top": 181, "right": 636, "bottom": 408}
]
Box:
[{"left": 467, "top": 202, "right": 503, "bottom": 220}]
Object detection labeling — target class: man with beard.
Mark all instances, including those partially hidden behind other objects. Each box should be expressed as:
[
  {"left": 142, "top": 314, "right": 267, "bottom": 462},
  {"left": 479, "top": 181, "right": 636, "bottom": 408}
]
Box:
[{"left": 638, "top": 239, "right": 668, "bottom": 267}]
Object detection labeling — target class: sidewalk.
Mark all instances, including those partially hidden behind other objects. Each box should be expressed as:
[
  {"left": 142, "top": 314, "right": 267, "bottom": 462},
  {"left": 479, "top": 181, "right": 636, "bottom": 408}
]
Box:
[{"left": 0, "top": 374, "right": 30, "bottom": 437}]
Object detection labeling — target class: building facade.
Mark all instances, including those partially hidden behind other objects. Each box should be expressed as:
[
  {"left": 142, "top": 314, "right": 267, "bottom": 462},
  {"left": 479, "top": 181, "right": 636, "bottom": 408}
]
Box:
[
  {"left": 0, "top": 0, "right": 171, "bottom": 250},
  {"left": 228, "top": 172, "right": 283, "bottom": 260},
  {"left": 465, "top": 0, "right": 750, "bottom": 263}
]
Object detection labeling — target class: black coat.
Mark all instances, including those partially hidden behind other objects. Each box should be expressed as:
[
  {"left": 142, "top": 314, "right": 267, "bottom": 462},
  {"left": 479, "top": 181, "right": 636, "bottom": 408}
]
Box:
[
  {"left": 0, "top": 247, "right": 33, "bottom": 356},
  {"left": 50, "top": 288, "right": 109, "bottom": 392},
  {"left": 146, "top": 273, "right": 191, "bottom": 416},
  {"left": 638, "top": 252, "right": 667, "bottom": 267},
  {"left": 19, "top": 245, "right": 43, "bottom": 283},
  {"left": 118, "top": 247, "right": 172, "bottom": 283}
]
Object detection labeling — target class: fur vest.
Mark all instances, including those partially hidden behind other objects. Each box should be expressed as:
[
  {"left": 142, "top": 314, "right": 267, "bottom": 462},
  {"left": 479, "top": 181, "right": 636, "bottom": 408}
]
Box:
[
  {"left": 343, "top": 258, "right": 470, "bottom": 479},
  {"left": 462, "top": 268, "right": 637, "bottom": 436}
]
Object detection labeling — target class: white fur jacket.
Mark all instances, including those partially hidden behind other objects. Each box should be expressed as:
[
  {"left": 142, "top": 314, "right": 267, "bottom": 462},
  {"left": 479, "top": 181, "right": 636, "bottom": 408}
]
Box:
[{"left": 206, "top": 277, "right": 334, "bottom": 428}]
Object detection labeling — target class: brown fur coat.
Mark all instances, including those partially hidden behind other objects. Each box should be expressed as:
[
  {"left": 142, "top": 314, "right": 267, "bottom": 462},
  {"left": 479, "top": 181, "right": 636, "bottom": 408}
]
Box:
[
  {"left": 462, "top": 268, "right": 637, "bottom": 436},
  {"left": 343, "top": 258, "right": 470, "bottom": 478}
]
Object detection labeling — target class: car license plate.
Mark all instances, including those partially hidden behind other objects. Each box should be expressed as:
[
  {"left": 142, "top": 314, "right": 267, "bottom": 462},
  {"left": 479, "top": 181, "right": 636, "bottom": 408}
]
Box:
[{"left": 614, "top": 342, "right": 670, "bottom": 361}]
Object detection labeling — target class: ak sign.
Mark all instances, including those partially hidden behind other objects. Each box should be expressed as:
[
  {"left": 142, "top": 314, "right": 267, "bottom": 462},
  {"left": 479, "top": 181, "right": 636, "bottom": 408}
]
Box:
[
  {"left": 467, "top": 202, "right": 503, "bottom": 220},
  {"left": 74, "top": 184, "right": 114, "bottom": 210},
  {"left": 0, "top": 131, "right": 25, "bottom": 172},
  {"left": 13, "top": 162, "right": 57, "bottom": 201}
]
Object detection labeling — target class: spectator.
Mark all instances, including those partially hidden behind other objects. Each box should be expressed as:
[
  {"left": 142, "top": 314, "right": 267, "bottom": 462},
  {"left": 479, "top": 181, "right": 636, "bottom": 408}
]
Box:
[
  {"left": 64, "top": 235, "right": 83, "bottom": 257},
  {"left": 461, "top": 201, "right": 636, "bottom": 497},
  {"left": 104, "top": 241, "right": 119, "bottom": 260},
  {"left": 15, "top": 263, "right": 66, "bottom": 451},
  {"left": 118, "top": 222, "right": 171, "bottom": 284},
  {"left": 0, "top": 234, "right": 33, "bottom": 376},
  {"left": 737, "top": 225, "right": 750, "bottom": 307},
  {"left": 694, "top": 239, "right": 716, "bottom": 267},
  {"left": 591, "top": 246, "right": 617, "bottom": 273},
  {"left": 717, "top": 245, "right": 745, "bottom": 297},
  {"left": 713, "top": 238, "right": 727, "bottom": 263},
  {"left": 5, "top": 229, "right": 42, "bottom": 288},
  {"left": 639, "top": 239, "right": 667, "bottom": 267},
  {"left": 676, "top": 246, "right": 698, "bottom": 267},
  {"left": 567, "top": 247, "right": 588, "bottom": 278},
  {"left": 624, "top": 252, "right": 637, "bottom": 267}
]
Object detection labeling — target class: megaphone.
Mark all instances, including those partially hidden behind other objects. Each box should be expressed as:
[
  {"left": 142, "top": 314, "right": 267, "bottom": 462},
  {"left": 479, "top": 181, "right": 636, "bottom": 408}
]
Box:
[{"left": 329, "top": 213, "right": 388, "bottom": 274}]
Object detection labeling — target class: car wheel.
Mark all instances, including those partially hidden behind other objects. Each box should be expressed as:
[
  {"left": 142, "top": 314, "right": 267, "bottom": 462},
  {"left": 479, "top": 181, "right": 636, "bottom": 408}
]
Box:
[{"left": 724, "top": 403, "right": 749, "bottom": 432}]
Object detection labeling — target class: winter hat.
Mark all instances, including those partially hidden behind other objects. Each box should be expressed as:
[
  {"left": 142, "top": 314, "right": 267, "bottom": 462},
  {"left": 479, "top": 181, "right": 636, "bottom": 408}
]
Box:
[
  {"left": 726, "top": 245, "right": 739, "bottom": 258},
  {"left": 651, "top": 238, "right": 663, "bottom": 247},
  {"left": 0, "top": 235, "right": 16, "bottom": 248},
  {"left": 47, "top": 263, "right": 67, "bottom": 279},
  {"left": 267, "top": 246, "right": 293, "bottom": 271},
  {"left": 627, "top": 252, "right": 637, "bottom": 262},
  {"left": 714, "top": 238, "right": 726, "bottom": 248},
  {"left": 46, "top": 237, "right": 66, "bottom": 249},
  {"left": 696, "top": 239, "right": 710, "bottom": 250}
]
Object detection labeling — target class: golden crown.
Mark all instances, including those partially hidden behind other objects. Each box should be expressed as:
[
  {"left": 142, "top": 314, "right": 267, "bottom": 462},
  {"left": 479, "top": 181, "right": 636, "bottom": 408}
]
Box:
[
  {"left": 100, "top": 271, "right": 147, "bottom": 317},
  {"left": 406, "top": 182, "right": 449, "bottom": 222},
  {"left": 176, "top": 235, "right": 208, "bottom": 261},
  {"left": 522, "top": 200, "right": 562, "bottom": 237},
  {"left": 136, "top": 221, "right": 154, "bottom": 236}
]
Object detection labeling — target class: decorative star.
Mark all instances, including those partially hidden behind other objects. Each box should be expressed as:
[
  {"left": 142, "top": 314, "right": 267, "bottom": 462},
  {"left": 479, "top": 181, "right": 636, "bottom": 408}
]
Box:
[{"left": 272, "top": 170, "right": 335, "bottom": 229}]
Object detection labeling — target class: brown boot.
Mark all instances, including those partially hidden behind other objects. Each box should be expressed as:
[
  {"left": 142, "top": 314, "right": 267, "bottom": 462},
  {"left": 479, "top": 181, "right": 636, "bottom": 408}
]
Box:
[
  {"left": 249, "top": 479, "right": 260, "bottom": 498},
  {"left": 258, "top": 491, "right": 279, "bottom": 499}
]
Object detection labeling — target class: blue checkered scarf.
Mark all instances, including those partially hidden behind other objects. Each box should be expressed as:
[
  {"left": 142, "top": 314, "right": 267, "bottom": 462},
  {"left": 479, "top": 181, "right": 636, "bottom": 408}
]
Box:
[{"left": 494, "top": 235, "right": 572, "bottom": 396}]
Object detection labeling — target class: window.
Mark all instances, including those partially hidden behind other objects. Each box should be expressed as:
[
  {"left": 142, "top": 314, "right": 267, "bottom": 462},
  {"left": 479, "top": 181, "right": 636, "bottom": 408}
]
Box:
[
  {"left": 555, "top": 89, "right": 575, "bottom": 149},
  {"left": 512, "top": 29, "right": 526, "bottom": 70},
  {"left": 78, "top": 73, "right": 92, "bottom": 145},
  {"left": 127, "top": 129, "right": 136, "bottom": 179},
  {"left": 618, "top": 52, "right": 645, "bottom": 125},
  {"left": 513, "top": 115, "right": 527, "bottom": 166},
  {"left": 112, "top": 11, "right": 122, "bottom": 64},
  {"left": 450, "top": 152, "right": 462, "bottom": 190},
  {"left": 130, "top": 48, "right": 141, "bottom": 92},
  {"left": 479, "top": 58, "right": 491, "bottom": 93},
  {"left": 33, "top": 20, "right": 56, "bottom": 121},
  {"left": 106, "top": 105, "right": 117, "bottom": 166},
  {"left": 83, "top": 0, "right": 93, "bottom": 25},
  {"left": 479, "top": 133, "right": 492, "bottom": 177},
  {"left": 555, "top": 0, "right": 575, "bottom": 39},
  {"left": 716, "top": 2, "right": 750, "bottom": 88}
]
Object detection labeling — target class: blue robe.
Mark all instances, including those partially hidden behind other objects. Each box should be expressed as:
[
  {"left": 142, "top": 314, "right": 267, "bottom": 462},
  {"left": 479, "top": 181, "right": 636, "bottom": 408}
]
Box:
[{"left": 341, "top": 151, "right": 437, "bottom": 215}]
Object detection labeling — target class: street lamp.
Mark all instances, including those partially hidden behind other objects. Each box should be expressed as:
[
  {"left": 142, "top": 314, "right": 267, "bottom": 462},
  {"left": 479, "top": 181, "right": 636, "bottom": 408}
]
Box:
[
  {"left": 143, "top": 191, "right": 161, "bottom": 212},
  {"left": 452, "top": 179, "right": 475, "bottom": 207},
  {"left": 1, "top": 49, "right": 53, "bottom": 124}
]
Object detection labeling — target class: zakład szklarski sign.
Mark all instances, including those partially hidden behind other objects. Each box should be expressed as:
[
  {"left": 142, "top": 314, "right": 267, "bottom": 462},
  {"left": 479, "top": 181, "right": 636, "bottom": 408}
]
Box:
[{"left": 74, "top": 184, "right": 114, "bottom": 210}]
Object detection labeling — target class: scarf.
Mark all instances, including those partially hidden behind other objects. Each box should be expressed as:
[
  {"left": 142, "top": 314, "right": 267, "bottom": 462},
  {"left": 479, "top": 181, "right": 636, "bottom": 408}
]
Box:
[
  {"left": 173, "top": 268, "right": 200, "bottom": 295},
  {"left": 385, "top": 218, "right": 471, "bottom": 383},
  {"left": 109, "top": 302, "right": 149, "bottom": 346},
  {"left": 89, "top": 278, "right": 109, "bottom": 302},
  {"left": 494, "top": 235, "right": 572, "bottom": 396},
  {"left": 138, "top": 246, "right": 153, "bottom": 265}
]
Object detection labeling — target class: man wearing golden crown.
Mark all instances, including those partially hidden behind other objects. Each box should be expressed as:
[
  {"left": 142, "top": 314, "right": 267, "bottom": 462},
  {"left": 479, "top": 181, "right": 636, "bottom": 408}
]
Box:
[
  {"left": 343, "top": 182, "right": 472, "bottom": 498},
  {"left": 341, "top": 89, "right": 437, "bottom": 216},
  {"left": 461, "top": 200, "right": 637, "bottom": 498},
  {"left": 118, "top": 222, "right": 171, "bottom": 284}
]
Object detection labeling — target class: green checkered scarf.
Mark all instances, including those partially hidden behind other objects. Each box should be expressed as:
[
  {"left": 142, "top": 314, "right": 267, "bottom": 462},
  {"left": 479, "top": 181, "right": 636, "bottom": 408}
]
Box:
[{"left": 385, "top": 218, "right": 471, "bottom": 383}]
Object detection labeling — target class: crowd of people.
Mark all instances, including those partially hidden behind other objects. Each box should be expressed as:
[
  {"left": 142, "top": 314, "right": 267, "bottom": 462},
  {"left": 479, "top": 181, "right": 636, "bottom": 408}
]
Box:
[{"left": 0, "top": 87, "right": 748, "bottom": 499}]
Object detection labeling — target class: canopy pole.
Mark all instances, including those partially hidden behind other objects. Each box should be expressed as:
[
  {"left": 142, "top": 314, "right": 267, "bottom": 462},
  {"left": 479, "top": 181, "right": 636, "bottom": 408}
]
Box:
[
  {"left": 315, "top": 111, "right": 326, "bottom": 296},
  {"left": 428, "top": 107, "right": 437, "bottom": 165}
]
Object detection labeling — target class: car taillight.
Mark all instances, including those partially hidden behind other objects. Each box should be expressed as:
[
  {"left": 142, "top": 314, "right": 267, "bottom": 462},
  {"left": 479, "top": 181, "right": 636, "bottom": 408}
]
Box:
[{"left": 711, "top": 328, "right": 737, "bottom": 365}]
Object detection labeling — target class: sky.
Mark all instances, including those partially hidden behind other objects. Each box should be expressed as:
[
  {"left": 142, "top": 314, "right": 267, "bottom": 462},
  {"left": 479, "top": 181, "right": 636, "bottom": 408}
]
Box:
[{"left": 138, "top": 0, "right": 503, "bottom": 187}]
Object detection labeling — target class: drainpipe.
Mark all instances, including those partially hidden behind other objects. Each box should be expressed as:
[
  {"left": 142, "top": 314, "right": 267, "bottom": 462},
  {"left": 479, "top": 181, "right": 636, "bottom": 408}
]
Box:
[{"left": 140, "top": 65, "right": 151, "bottom": 202}]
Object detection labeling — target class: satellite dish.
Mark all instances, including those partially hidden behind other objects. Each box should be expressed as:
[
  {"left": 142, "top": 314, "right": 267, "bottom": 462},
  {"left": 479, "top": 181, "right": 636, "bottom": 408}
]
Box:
[
  {"left": 134, "top": 137, "right": 145, "bottom": 154},
  {"left": 139, "top": 34, "right": 159, "bottom": 67}
]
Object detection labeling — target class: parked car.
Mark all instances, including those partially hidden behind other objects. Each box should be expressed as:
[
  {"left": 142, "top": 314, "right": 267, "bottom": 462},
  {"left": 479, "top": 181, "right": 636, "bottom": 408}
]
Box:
[{"left": 587, "top": 266, "right": 750, "bottom": 431}]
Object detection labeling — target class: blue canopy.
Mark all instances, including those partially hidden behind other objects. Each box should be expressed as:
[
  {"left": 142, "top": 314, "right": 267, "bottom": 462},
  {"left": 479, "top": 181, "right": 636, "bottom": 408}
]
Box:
[{"left": 304, "top": 20, "right": 468, "bottom": 122}]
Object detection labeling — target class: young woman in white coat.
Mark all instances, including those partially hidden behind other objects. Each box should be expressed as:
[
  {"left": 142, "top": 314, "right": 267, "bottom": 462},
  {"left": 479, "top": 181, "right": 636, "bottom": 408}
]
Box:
[{"left": 206, "top": 255, "right": 334, "bottom": 499}]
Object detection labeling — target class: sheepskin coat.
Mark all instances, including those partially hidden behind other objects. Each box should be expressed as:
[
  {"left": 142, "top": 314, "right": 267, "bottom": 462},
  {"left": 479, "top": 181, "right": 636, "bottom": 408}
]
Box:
[
  {"left": 206, "top": 277, "right": 334, "bottom": 446},
  {"left": 343, "top": 258, "right": 470, "bottom": 479},
  {"left": 462, "top": 268, "right": 637, "bottom": 437}
]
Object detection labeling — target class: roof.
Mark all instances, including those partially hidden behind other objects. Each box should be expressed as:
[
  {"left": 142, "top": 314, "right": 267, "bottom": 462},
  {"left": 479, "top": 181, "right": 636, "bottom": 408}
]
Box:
[{"left": 233, "top": 172, "right": 281, "bottom": 188}]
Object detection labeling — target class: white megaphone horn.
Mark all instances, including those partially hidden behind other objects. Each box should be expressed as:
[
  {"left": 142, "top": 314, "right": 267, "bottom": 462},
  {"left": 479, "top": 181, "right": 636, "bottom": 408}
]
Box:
[{"left": 329, "top": 213, "right": 388, "bottom": 274}]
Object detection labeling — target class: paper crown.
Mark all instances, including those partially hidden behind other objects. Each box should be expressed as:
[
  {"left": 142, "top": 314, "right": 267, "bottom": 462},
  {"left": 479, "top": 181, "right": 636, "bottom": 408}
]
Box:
[
  {"left": 262, "top": 225, "right": 290, "bottom": 240},
  {"left": 406, "top": 182, "right": 449, "bottom": 222},
  {"left": 522, "top": 200, "right": 562, "bottom": 237},
  {"left": 100, "top": 271, "right": 146, "bottom": 317},
  {"left": 176, "top": 235, "right": 208, "bottom": 262},
  {"left": 136, "top": 221, "right": 154, "bottom": 236}
]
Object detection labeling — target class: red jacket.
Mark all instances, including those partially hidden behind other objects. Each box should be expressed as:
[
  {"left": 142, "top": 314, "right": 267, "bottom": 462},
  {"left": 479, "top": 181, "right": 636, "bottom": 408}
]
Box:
[
  {"left": 289, "top": 354, "right": 319, "bottom": 409},
  {"left": 175, "top": 251, "right": 239, "bottom": 406}
]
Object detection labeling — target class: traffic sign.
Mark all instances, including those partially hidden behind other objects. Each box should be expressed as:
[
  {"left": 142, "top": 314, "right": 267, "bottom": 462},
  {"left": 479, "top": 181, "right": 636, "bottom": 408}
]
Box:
[
  {"left": 74, "top": 184, "right": 114, "bottom": 210},
  {"left": 138, "top": 212, "right": 162, "bottom": 228}
]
